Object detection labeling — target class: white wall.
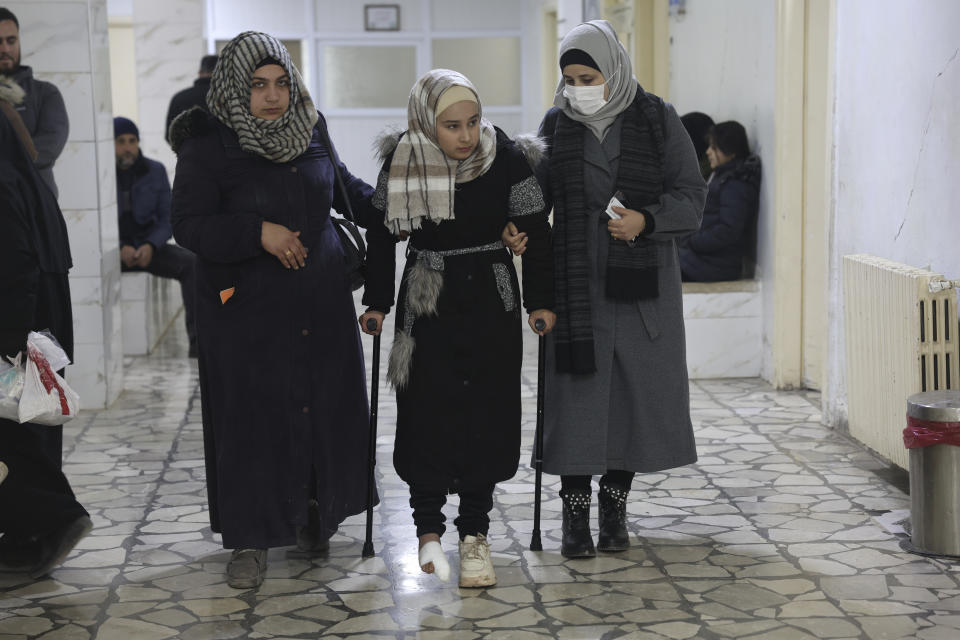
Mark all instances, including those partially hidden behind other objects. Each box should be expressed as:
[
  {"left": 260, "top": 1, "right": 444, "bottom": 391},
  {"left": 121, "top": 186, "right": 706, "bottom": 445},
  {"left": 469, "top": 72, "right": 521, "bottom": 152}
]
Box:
[
  {"left": 823, "top": 0, "right": 960, "bottom": 427},
  {"left": 667, "top": 0, "right": 777, "bottom": 379},
  {"left": 10, "top": 0, "right": 124, "bottom": 408}
]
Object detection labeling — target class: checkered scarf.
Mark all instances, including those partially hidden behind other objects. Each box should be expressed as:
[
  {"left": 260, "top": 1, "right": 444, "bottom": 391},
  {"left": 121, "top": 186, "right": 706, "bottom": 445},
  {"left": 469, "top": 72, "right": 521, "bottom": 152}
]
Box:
[
  {"left": 206, "top": 31, "right": 318, "bottom": 163},
  {"left": 385, "top": 69, "right": 497, "bottom": 235}
]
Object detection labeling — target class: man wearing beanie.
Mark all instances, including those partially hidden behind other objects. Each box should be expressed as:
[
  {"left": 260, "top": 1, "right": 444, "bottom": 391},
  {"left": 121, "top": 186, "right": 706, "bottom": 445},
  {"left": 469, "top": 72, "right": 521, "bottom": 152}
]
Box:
[{"left": 115, "top": 116, "right": 198, "bottom": 357}]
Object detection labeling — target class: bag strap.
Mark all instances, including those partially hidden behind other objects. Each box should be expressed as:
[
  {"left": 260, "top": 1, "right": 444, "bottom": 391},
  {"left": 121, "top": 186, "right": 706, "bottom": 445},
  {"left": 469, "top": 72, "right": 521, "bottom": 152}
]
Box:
[{"left": 316, "top": 113, "right": 357, "bottom": 225}]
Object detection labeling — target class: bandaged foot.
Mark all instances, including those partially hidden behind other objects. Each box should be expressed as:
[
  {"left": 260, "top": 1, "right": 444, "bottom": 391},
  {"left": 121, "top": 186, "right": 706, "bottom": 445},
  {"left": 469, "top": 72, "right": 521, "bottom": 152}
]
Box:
[{"left": 418, "top": 540, "right": 450, "bottom": 582}]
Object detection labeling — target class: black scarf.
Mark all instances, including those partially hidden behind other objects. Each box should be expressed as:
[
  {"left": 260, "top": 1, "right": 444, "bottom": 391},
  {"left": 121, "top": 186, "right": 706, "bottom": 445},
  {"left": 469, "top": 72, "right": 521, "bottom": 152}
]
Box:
[{"left": 549, "top": 89, "right": 665, "bottom": 374}]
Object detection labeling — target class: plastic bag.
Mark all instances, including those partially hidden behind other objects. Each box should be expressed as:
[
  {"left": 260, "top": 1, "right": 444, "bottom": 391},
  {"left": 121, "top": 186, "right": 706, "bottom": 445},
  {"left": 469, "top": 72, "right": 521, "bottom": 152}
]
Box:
[
  {"left": 0, "top": 354, "right": 24, "bottom": 422},
  {"left": 28, "top": 330, "right": 70, "bottom": 372},
  {"left": 17, "top": 339, "right": 79, "bottom": 426},
  {"left": 902, "top": 416, "right": 960, "bottom": 449}
]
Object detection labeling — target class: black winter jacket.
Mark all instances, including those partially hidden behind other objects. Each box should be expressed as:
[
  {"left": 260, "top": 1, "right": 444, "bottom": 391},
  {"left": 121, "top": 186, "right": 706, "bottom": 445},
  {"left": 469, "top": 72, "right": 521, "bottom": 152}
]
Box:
[
  {"left": 117, "top": 153, "right": 173, "bottom": 249},
  {"left": 679, "top": 155, "right": 761, "bottom": 282}
]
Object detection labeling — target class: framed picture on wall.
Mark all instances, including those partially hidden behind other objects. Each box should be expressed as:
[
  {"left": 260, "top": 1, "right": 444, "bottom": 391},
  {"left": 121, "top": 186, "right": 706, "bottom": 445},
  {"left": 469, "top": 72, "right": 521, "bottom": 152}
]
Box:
[{"left": 364, "top": 4, "right": 401, "bottom": 31}]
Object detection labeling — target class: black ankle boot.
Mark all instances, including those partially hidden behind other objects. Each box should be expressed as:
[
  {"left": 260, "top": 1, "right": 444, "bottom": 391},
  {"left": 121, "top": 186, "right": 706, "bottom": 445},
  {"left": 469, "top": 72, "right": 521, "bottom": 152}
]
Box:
[
  {"left": 597, "top": 482, "right": 630, "bottom": 552},
  {"left": 560, "top": 489, "right": 596, "bottom": 558}
]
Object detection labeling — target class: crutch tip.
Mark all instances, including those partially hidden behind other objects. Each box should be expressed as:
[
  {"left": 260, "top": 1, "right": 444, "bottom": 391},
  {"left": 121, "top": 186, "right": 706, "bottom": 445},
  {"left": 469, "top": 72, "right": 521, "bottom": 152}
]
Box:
[
  {"left": 529, "top": 532, "right": 542, "bottom": 552},
  {"left": 361, "top": 541, "right": 375, "bottom": 558}
]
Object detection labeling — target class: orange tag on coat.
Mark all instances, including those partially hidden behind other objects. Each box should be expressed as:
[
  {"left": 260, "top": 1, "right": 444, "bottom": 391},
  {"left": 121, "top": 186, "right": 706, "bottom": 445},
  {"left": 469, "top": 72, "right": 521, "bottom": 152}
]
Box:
[{"left": 219, "top": 287, "right": 235, "bottom": 304}]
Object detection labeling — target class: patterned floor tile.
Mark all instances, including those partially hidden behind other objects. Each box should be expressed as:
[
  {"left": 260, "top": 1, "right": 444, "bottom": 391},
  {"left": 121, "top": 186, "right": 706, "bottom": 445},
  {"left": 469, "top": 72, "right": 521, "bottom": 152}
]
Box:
[{"left": 1, "top": 315, "right": 958, "bottom": 639}]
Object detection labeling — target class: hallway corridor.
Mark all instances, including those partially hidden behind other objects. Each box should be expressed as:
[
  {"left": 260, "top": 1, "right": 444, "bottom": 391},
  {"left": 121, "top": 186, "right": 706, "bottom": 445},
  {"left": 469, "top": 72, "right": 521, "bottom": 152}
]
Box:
[{"left": 1, "top": 323, "right": 958, "bottom": 640}]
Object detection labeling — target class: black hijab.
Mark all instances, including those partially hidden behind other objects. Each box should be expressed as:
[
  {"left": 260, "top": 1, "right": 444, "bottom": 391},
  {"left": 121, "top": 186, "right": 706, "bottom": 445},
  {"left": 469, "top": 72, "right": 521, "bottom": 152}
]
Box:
[{"left": 0, "top": 109, "right": 72, "bottom": 274}]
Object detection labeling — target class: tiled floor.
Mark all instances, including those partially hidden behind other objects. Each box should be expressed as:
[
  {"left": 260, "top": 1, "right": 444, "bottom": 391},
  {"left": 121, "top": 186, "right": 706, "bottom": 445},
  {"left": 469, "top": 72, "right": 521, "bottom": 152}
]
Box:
[{"left": 2, "top": 314, "right": 959, "bottom": 640}]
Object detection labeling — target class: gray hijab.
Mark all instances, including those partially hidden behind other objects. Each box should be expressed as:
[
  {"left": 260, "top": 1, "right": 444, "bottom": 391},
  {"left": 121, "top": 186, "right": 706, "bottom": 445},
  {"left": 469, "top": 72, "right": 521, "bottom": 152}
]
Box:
[{"left": 554, "top": 20, "right": 638, "bottom": 141}]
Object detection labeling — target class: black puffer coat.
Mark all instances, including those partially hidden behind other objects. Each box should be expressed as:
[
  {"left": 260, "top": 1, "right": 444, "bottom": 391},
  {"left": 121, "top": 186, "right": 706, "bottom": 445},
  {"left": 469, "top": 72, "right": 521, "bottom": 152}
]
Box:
[
  {"left": 678, "top": 155, "right": 761, "bottom": 282},
  {"left": 170, "top": 109, "right": 391, "bottom": 549}
]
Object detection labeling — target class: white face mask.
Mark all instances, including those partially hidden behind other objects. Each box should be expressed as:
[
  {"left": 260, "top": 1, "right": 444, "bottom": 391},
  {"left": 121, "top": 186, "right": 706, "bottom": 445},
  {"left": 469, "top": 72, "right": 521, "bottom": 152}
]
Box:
[{"left": 563, "top": 82, "right": 607, "bottom": 115}]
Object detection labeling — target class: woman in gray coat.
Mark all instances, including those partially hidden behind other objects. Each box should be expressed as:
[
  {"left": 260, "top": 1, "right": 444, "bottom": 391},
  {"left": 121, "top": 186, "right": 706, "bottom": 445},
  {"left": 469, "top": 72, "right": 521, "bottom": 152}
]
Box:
[{"left": 506, "top": 20, "right": 706, "bottom": 558}]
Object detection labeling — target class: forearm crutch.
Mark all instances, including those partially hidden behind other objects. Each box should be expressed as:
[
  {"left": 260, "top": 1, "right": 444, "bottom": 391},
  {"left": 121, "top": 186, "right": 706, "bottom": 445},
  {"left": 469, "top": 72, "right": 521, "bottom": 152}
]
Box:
[
  {"left": 530, "top": 318, "right": 546, "bottom": 551},
  {"left": 362, "top": 317, "right": 381, "bottom": 558}
]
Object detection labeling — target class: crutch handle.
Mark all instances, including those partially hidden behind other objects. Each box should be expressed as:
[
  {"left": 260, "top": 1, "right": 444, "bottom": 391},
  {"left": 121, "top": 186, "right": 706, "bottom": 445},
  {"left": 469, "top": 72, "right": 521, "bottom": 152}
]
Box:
[
  {"left": 534, "top": 318, "right": 546, "bottom": 332},
  {"left": 366, "top": 317, "right": 379, "bottom": 332}
]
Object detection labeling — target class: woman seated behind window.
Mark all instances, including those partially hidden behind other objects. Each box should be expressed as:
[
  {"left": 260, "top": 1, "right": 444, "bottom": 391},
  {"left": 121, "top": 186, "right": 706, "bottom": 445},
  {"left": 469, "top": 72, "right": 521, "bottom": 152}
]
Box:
[{"left": 678, "top": 120, "right": 761, "bottom": 282}]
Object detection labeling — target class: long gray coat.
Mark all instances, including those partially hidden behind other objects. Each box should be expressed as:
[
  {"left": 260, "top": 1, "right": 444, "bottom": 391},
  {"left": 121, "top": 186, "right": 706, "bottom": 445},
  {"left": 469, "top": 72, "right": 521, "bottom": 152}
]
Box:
[{"left": 538, "top": 102, "right": 706, "bottom": 476}]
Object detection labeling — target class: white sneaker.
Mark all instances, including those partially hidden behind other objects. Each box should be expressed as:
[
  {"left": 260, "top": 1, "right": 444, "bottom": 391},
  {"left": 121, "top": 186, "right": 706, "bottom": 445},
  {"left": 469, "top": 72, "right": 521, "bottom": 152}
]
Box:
[
  {"left": 458, "top": 533, "right": 496, "bottom": 587},
  {"left": 418, "top": 540, "right": 450, "bottom": 582}
]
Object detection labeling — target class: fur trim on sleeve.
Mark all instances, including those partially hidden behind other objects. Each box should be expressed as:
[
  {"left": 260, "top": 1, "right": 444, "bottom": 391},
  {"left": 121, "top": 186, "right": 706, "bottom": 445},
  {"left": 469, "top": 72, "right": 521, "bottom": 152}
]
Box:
[
  {"left": 513, "top": 133, "right": 546, "bottom": 168},
  {"left": 373, "top": 125, "right": 404, "bottom": 163},
  {"left": 169, "top": 106, "right": 214, "bottom": 155},
  {"left": 0, "top": 75, "right": 25, "bottom": 106}
]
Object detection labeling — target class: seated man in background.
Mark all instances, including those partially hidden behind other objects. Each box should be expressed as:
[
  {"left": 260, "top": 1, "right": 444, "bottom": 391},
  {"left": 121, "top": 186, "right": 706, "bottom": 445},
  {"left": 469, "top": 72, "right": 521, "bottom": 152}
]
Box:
[
  {"left": 678, "top": 120, "right": 761, "bottom": 282},
  {"left": 115, "top": 117, "right": 198, "bottom": 356}
]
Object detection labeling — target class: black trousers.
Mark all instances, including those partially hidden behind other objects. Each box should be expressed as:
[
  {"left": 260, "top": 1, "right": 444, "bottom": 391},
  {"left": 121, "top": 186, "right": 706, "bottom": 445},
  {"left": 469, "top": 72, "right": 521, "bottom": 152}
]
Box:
[
  {"left": 122, "top": 243, "right": 198, "bottom": 346},
  {"left": 0, "top": 422, "right": 88, "bottom": 539},
  {"left": 409, "top": 483, "right": 495, "bottom": 539}
]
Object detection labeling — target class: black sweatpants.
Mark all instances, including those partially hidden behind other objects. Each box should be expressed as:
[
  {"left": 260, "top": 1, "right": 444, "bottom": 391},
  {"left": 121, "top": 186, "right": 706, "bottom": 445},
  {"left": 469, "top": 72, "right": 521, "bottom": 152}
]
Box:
[
  {"left": 0, "top": 422, "right": 88, "bottom": 539},
  {"left": 122, "top": 243, "right": 198, "bottom": 346},
  {"left": 409, "top": 483, "right": 495, "bottom": 540}
]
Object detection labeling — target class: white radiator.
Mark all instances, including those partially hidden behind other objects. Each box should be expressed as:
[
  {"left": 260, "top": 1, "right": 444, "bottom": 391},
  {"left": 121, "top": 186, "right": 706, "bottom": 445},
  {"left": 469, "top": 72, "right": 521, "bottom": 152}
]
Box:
[{"left": 843, "top": 255, "right": 959, "bottom": 469}]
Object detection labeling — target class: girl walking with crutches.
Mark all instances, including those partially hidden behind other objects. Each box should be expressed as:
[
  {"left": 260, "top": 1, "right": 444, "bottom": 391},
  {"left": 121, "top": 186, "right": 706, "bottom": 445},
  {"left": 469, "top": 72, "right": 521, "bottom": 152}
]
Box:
[{"left": 360, "top": 69, "right": 554, "bottom": 587}]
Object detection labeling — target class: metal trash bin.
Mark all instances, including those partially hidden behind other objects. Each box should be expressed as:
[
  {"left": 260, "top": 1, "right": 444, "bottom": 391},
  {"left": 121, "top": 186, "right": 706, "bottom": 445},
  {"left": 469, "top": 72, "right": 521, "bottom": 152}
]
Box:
[{"left": 903, "top": 390, "right": 960, "bottom": 557}]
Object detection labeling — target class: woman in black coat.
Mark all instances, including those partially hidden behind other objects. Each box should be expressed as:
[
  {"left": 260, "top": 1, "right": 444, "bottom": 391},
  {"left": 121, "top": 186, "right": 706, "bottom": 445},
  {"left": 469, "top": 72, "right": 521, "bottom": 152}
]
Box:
[
  {"left": 360, "top": 69, "right": 554, "bottom": 588},
  {"left": 0, "top": 83, "right": 91, "bottom": 579},
  {"left": 678, "top": 120, "right": 761, "bottom": 282},
  {"left": 169, "top": 32, "right": 390, "bottom": 589}
]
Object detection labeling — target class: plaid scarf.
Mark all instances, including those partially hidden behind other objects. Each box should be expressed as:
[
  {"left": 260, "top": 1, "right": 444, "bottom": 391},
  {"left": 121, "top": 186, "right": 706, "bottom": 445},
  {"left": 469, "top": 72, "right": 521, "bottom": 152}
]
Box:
[
  {"left": 549, "top": 89, "right": 665, "bottom": 374},
  {"left": 385, "top": 69, "right": 497, "bottom": 235},
  {"left": 206, "top": 31, "right": 318, "bottom": 163}
]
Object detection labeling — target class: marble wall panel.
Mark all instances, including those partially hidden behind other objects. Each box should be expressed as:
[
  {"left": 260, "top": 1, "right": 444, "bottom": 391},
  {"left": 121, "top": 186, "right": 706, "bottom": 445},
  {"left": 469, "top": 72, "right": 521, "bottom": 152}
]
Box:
[
  {"left": 61, "top": 209, "right": 102, "bottom": 278},
  {"left": 72, "top": 301, "right": 105, "bottom": 346},
  {"left": 131, "top": 2, "right": 203, "bottom": 176},
  {"left": 7, "top": 2, "right": 93, "bottom": 73},
  {"left": 41, "top": 72, "right": 95, "bottom": 142},
  {"left": 104, "top": 330, "right": 124, "bottom": 400},
  {"left": 69, "top": 275, "right": 103, "bottom": 307},
  {"left": 66, "top": 342, "right": 106, "bottom": 407},
  {"left": 56, "top": 141, "right": 100, "bottom": 210},
  {"left": 19, "top": 0, "right": 122, "bottom": 408},
  {"left": 97, "top": 138, "right": 118, "bottom": 195},
  {"left": 684, "top": 291, "right": 763, "bottom": 320},
  {"left": 686, "top": 317, "right": 763, "bottom": 378}
]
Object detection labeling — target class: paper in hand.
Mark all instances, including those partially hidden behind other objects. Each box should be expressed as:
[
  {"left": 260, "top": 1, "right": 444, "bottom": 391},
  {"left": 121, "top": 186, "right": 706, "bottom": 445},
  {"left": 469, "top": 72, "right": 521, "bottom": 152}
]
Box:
[{"left": 605, "top": 194, "right": 625, "bottom": 219}]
